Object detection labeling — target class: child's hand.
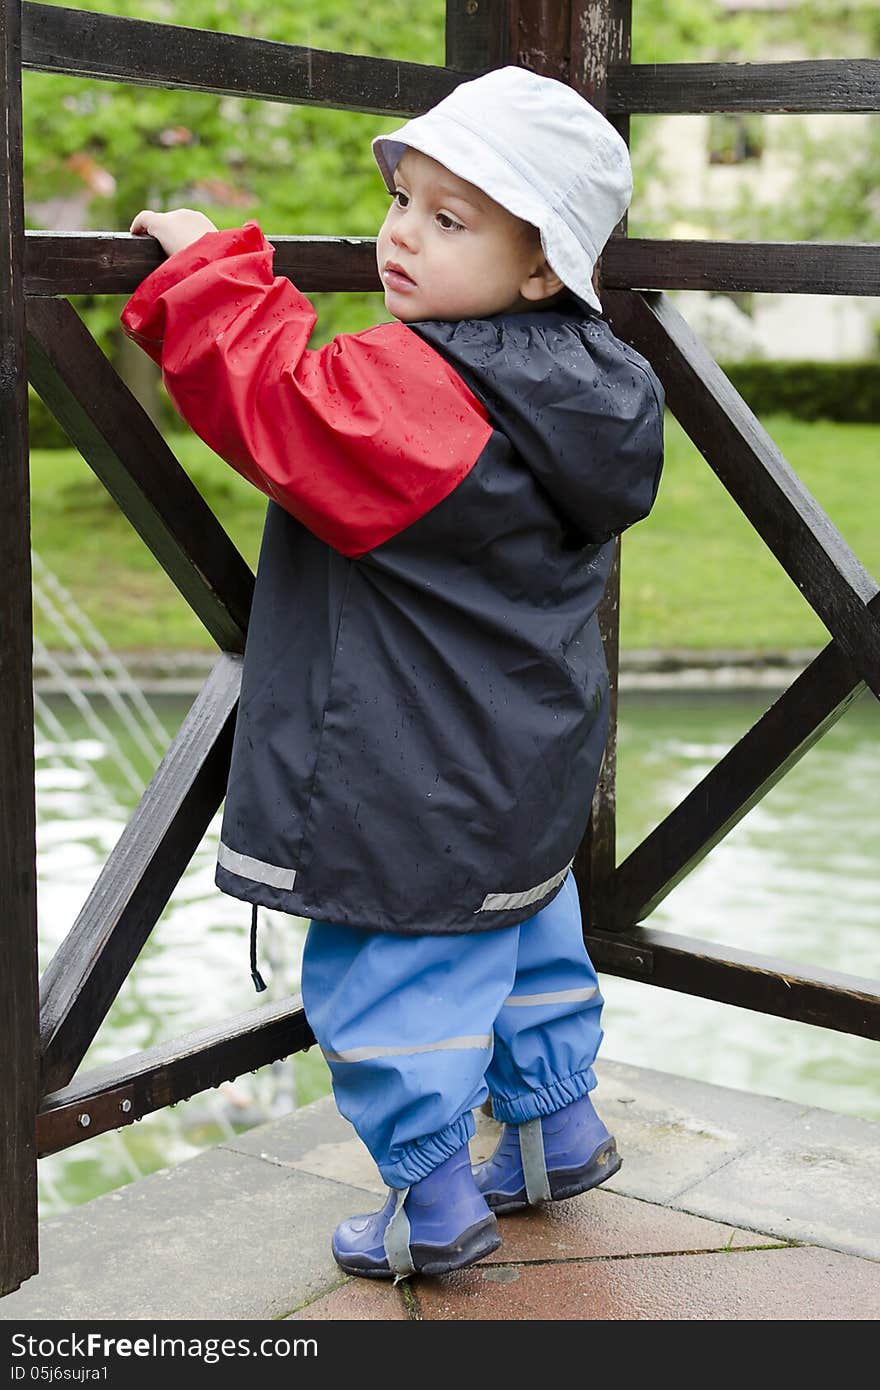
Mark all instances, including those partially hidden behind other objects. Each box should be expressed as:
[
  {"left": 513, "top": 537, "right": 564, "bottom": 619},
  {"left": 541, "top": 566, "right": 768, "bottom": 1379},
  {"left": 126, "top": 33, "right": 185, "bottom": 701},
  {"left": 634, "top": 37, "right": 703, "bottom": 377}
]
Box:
[{"left": 129, "top": 208, "right": 218, "bottom": 258}]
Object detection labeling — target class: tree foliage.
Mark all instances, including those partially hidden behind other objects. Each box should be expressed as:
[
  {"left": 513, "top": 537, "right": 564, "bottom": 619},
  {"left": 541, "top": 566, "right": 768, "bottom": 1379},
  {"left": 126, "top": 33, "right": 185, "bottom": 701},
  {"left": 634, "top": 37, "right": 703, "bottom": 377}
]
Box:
[
  {"left": 24, "top": 0, "right": 447, "bottom": 345},
  {"left": 22, "top": 0, "right": 879, "bottom": 356}
]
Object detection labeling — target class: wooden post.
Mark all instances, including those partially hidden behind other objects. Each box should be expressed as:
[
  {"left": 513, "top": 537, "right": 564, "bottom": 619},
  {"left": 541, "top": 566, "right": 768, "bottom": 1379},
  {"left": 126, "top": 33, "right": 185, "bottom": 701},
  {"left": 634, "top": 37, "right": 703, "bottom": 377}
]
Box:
[
  {"left": 446, "top": 0, "right": 630, "bottom": 934},
  {"left": 507, "top": 0, "right": 571, "bottom": 79},
  {"left": 570, "top": 0, "right": 631, "bottom": 932},
  {"left": 445, "top": 0, "right": 510, "bottom": 72},
  {"left": 0, "top": 0, "right": 40, "bottom": 1296}
]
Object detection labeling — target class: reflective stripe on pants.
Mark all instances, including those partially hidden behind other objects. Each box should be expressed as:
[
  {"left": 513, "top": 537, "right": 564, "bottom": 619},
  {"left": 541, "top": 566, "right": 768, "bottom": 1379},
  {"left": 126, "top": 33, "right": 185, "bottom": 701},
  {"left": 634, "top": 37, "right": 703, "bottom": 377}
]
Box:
[{"left": 301, "top": 873, "right": 604, "bottom": 1188}]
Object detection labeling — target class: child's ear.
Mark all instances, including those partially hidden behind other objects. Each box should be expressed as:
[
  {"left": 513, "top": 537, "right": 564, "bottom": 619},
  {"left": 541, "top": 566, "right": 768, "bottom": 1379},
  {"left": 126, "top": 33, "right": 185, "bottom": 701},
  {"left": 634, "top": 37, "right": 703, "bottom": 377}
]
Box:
[{"left": 518, "top": 259, "right": 565, "bottom": 303}]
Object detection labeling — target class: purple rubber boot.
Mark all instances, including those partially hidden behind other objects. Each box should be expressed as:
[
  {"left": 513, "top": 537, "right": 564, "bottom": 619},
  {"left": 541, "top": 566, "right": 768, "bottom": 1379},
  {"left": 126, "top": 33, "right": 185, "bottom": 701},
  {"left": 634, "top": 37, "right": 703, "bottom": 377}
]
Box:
[
  {"left": 332, "top": 1143, "right": 501, "bottom": 1279},
  {"left": 473, "top": 1092, "right": 622, "bottom": 1214}
]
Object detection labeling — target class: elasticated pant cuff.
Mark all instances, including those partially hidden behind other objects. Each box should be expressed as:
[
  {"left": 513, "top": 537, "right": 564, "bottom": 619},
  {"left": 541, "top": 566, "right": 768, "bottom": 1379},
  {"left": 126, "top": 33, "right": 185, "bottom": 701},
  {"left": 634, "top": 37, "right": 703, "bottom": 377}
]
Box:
[
  {"left": 491, "top": 1067, "right": 597, "bottom": 1125},
  {"left": 381, "top": 1109, "right": 477, "bottom": 1189}
]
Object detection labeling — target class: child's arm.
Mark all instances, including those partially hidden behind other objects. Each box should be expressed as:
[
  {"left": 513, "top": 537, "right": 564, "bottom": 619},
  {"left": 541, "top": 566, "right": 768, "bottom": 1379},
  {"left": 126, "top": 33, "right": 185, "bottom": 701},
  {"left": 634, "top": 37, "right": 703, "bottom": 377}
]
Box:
[{"left": 120, "top": 214, "right": 492, "bottom": 559}]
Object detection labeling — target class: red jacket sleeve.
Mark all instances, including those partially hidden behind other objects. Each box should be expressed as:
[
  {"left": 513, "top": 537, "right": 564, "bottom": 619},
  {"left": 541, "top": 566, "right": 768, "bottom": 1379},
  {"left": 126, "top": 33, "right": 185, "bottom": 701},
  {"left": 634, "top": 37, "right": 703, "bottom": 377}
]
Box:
[{"left": 120, "top": 220, "right": 492, "bottom": 558}]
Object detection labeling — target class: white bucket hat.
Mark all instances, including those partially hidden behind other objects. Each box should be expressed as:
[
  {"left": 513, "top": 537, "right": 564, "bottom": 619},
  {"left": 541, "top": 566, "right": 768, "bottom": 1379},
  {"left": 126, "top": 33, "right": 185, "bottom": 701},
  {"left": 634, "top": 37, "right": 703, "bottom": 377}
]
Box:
[{"left": 371, "top": 65, "right": 632, "bottom": 315}]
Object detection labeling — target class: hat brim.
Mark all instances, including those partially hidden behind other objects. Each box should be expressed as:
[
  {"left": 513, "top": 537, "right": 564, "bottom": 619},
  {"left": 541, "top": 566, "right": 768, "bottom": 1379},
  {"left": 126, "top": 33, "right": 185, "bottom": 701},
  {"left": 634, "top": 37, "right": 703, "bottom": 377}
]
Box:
[{"left": 371, "top": 113, "right": 604, "bottom": 314}]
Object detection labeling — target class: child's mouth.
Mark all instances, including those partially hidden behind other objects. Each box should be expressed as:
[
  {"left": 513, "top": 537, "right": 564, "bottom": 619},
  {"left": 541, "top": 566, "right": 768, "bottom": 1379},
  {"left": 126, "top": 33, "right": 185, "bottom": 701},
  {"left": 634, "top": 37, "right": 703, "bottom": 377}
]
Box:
[{"left": 383, "top": 264, "right": 416, "bottom": 291}]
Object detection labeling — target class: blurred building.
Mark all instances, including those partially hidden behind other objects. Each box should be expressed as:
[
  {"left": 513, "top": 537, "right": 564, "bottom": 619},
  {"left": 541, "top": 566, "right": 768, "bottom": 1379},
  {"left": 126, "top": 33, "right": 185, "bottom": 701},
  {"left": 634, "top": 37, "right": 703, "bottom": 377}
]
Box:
[{"left": 638, "top": 0, "right": 880, "bottom": 362}]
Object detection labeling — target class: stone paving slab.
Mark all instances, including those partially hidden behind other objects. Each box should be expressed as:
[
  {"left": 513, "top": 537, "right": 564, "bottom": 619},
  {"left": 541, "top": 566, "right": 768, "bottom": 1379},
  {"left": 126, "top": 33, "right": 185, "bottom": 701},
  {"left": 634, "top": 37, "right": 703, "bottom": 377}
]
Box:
[
  {"left": 0, "top": 1144, "right": 370, "bottom": 1321},
  {"left": 288, "top": 1186, "right": 788, "bottom": 1321},
  {"left": 593, "top": 1060, "right": 880, "bottom": 1259},
  {"left": 675, "top": 1106, "right": 880, "bottom": 1260},
  {"left": 227, "top": 1098, "right": 385, "bottom": 1199},
  {"left": 3, "top": 1058, "right": 878, "bottom": 1321},
  {"left": 410, "top": 1246, "right": 880, "bottom": 1321},
  {"left": 477, "top": 1187, "right": 783, "bottom": 1265},
  {"left": 292, "top": 1279, "right": 412, "bottom": 1321},
  {"left": 592, "top": 1059, "right": 811, "bottom": 1205}
]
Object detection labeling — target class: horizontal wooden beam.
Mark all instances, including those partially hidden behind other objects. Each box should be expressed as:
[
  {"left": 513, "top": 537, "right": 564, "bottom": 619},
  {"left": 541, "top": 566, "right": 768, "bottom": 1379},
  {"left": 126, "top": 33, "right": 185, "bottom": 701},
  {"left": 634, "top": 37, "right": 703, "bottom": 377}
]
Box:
[
  {"left": 37, "top": 924, "right": 880, "bottom": 1155},
  {"left": 37, "top": 995, "right": 314, "bottom": 1157},
  {"left": 39, "top": 654, "right": 241, "bottom": 1095},
  {"left": 605, "top": 290, "right": 880, "bottom": 700},
  {"left": 601, "top": 637, "right": 868, "bottom": 929},
  {"left": 609, "top": 59, "right": 880, "bottom": 114},
  {"left": 36, "top": 926, "right": 878, "bottom": 1157},
  {"left": 24, "top": 230, "right": 382, "bottom": 296},
  {"left": 605, "top": 238, "right": 880, "bottom": 299},
  {"left": 21, "top": 11, "right": 879, "bottom": 119},
  {"left": 584, "top": 927, "right": 880, "bottom": 1041},
  {"left": 24, "top": 232, "right": 880, "bottom": 299},
  {"left": 22, "top": 2, "right": 457, "bottom": 114},
  {"left": 27, "top": 297, "right": 254, "bottom": 651}
]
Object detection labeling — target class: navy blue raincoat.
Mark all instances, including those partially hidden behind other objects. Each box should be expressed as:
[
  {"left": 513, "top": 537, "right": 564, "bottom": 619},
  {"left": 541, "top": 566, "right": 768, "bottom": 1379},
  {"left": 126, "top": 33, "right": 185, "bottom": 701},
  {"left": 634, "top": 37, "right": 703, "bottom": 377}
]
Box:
[{"left": 121, "top": 220, "right": 665, "bottom": 935}]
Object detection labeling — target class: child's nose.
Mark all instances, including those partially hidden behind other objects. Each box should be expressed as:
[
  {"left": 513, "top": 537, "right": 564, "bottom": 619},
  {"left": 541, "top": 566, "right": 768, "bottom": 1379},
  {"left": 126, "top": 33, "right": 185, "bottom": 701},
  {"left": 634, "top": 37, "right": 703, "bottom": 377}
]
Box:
[{"left": 390, "top": 211, "right": 418, "bottom": 252}]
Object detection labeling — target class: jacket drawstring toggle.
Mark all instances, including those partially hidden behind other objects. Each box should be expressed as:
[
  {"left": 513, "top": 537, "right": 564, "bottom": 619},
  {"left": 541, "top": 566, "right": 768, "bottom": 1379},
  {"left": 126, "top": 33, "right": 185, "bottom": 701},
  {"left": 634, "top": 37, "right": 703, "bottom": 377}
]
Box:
[{"left": 250, "top": 903, "right": 268, "bottom": 992}]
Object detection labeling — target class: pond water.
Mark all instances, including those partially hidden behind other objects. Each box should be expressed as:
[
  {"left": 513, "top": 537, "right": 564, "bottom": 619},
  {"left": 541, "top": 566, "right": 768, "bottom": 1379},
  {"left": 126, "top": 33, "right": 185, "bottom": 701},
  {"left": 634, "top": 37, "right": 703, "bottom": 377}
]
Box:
[{"left": 33, "top": 684, "right": 879, "bottom": 1218}]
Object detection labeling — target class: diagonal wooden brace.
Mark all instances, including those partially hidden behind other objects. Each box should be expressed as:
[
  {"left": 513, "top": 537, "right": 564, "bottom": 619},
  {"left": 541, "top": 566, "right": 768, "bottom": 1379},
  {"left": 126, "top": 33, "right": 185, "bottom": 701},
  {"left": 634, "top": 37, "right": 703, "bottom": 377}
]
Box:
[
  {"left": 604, "top": 288, "right": 880, "bottom": 700},
  {"left": 27, "top": 296, "right": 254, "bottom": 652},
  {"left": 39, "top": 653, "right": 242, "bottom": 1095},
  {"left": 601, "top": 631, "right": 870, "bottom": 930}
]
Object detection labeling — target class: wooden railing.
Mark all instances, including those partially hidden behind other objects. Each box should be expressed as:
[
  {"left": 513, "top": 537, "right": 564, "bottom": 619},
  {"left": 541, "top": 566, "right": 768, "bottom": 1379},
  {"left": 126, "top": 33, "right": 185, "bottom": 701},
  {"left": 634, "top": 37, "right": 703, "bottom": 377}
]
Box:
[{"left": 2, "top": 0, "right": 878, "bottom": 1297}]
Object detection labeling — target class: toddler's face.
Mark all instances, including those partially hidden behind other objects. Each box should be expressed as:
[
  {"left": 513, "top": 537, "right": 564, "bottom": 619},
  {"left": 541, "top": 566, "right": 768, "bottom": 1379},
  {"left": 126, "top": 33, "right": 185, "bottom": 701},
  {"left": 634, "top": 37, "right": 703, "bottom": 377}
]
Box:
[{"left": 375, "top": 149, "right": 560, "bottom": 322}]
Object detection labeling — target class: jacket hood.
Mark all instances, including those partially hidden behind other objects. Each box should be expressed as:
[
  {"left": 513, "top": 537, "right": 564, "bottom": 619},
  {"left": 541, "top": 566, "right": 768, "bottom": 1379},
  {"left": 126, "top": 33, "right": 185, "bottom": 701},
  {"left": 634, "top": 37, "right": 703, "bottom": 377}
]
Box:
[{"left": 410, "top": 303, "right": 665, "bottom": 547}]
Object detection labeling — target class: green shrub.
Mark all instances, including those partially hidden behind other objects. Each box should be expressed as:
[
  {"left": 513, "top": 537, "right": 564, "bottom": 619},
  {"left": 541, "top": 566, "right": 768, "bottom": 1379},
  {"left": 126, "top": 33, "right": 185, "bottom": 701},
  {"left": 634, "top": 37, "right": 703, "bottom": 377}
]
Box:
[
  {"left": 29, "top": 388, "right": 70, "bottom": 450},
  {"left": 721, "top": 360, "right": 880, "bottom": 423},
  {"left": 32, "top": 356, "right": 880, "bottom": 451}
]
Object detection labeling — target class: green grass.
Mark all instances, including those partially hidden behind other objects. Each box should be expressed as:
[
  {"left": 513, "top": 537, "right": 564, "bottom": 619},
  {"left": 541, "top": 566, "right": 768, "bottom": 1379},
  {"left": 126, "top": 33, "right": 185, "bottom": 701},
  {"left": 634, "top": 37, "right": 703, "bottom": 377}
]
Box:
[
  {"left": 620, "top": 413, "right": 879, "bottom": 651},
  {"left": 31, "top": 434, "right": 265, "bottom": 651},
  {"left": 30, "top": 414, "right": 879, "bottom": 653}
]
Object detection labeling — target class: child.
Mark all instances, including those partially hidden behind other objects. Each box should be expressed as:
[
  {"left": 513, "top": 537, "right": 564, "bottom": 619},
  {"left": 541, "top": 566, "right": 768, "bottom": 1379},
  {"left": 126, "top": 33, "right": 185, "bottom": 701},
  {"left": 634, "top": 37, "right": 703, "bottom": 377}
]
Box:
[{"left": 121, "top": 64, "right": 665, "bottom": 1280}]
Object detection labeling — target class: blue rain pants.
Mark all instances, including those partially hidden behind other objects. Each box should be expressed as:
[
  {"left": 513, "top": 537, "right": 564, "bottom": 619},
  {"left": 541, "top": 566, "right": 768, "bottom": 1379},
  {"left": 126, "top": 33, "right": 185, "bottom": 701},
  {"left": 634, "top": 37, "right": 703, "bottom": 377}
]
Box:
[{"left": 301, "top": 872, "right": 605, "bottom": 1189}]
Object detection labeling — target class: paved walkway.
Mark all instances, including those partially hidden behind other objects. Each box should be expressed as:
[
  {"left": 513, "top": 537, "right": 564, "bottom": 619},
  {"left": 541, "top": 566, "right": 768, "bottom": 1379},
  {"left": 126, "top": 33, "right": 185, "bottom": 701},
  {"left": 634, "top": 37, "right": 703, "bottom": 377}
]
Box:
[{"left": 3, "top": 1059, "right": 878, "bottom": 1320}]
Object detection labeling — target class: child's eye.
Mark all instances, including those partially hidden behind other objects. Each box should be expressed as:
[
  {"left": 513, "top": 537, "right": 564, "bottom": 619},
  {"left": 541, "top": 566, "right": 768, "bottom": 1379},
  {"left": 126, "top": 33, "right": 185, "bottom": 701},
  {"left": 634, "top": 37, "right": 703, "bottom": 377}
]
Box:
[
  {"left": 436, "top": 212, "right": 464, "bottom": 232},
  {"left": 391, "top": 189, "right": 409, "bottom": 208}
]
